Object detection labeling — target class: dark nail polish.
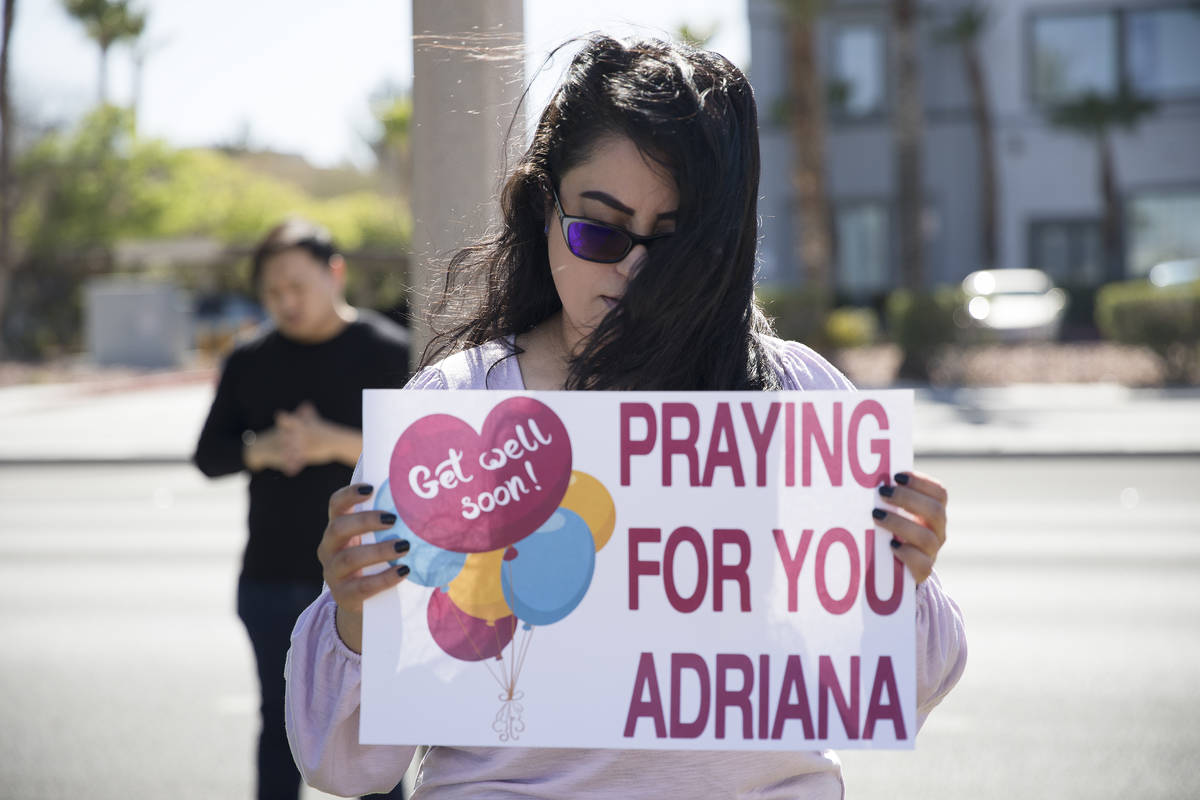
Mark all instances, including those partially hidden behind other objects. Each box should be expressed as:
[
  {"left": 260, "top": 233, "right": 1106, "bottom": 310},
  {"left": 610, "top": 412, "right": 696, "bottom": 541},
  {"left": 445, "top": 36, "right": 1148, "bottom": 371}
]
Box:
[
  {"left": 872, "top": 508, "right": 887, "bottom": 520},
  {"left": 357, "top": 484, "right": 374, "bottom": 495},
  {"left": 894, "top": 473, "right": 910, "bottom": 485},
  {"left": 890, "top": 538, "right": 901, "bottom": 549},
  {"left": 380, "top": 512, "right": 397, "bottom": 525},
  {"left": 396, "top": 564, "right": 410, "bottom": 578},
  {"left": 879, "top": 485, "right": 895, "bottom": 498},
  {"left": 393, "top": 539, "right": 410, "bottom": 554}
]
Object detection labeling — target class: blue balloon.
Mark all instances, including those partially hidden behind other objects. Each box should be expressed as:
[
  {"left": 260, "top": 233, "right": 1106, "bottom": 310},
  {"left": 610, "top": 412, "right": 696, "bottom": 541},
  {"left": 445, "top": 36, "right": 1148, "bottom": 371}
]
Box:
[
  {"left": 374, "top": 479, "right": 466, "bottom": 589},
  {"left": 501, "top": 508, "right": 595, "bottom": 626}
]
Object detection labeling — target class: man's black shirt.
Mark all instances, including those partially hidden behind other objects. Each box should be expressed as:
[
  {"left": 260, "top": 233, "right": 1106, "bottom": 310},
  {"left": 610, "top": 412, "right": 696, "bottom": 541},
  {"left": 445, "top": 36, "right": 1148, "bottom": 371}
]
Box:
[{"left": 193, "top": 310, "right": 410, "bottom": 582}]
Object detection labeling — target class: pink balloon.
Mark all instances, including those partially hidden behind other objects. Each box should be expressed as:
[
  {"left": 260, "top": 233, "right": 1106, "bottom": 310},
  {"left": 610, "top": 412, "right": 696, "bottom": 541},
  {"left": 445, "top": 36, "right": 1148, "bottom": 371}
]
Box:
[
  {"left": 390, "top": 397, "right": 572, "bottom": 553},
  {"left": 427, "top": 587, "right": 517, "bottom": 662}
]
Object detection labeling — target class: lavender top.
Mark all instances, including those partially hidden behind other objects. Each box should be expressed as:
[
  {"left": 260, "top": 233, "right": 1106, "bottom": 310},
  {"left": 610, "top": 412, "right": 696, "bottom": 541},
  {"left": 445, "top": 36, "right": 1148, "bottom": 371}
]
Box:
[{"left": 285, "top": 337, "right": 968, "bottom": 799}]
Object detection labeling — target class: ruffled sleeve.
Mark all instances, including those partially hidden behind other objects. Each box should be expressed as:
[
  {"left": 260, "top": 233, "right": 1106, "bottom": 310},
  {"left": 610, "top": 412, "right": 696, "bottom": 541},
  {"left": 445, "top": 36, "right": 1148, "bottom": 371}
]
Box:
[
  {"left": 913, "top": 571, "right": 968, "bottom": 728},
  {"left": 285, "top": 366, "right": 452, "bottom": 794},
  {"left": 285, "top": 591, "right": 418, "bottom": 795},
  {"left": 763, "top": 337, "right": 856, "bottom": 391}
]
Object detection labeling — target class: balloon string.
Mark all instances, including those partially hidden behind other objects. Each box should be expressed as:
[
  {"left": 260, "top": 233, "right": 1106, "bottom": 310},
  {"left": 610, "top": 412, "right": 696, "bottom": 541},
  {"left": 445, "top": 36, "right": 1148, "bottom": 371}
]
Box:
[
  {"left": 449, "top": 597, "right": 507, "bottom": 694},
  {"left": 512, "top": 623, "right": 535, "bottom": 688},
  {"left": 500, "top": 558, "right": 536, "bottom": 691}
]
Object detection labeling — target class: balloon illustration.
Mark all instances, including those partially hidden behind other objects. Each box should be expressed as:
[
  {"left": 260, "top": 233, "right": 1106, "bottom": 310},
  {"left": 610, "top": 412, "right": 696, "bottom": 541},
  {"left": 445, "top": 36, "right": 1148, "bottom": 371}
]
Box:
[
  {"left": 385, "top": 399, "right": 619, "bottom": 742},
  {"left": 559, "top": 471, "right": 616, "bottom": 552},
  {"left": 500, "top": 509, "right": 595, "bottom": 626},
  {"left": 447, "top": 548, "right": 513, "bottom": 622},
  {"left": 427, "top": 588, "right": 517, "bottom": 662},
  {"left": 373, "top": 480, "right": 466, "bottom": 588}
]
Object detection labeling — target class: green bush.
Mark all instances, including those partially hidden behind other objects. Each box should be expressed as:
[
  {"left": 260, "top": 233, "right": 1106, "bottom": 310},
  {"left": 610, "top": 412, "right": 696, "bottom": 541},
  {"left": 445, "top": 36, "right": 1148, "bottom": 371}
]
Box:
[
  {"left": 1096, "top": 279, "right": 1200, "bottom": 383},
  {"left": 756, "top": 285, "right": 833, "bottom": 350},
  {"left": 824, "top": 306, "right": 880, "bottom": 349},
  {"left": 884, "top": 286, "right": 965, "bottom": 380}
]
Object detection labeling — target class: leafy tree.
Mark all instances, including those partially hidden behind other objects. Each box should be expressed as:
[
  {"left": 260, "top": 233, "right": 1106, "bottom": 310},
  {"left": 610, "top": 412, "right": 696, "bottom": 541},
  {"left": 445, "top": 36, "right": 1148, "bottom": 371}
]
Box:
[
  {"left": 6, "top": 106, "right": 169, "bottom": 355},
  {"left": 62, "top": 0, "right": 146, "bottom": 104},
  {"left": 675, "top": 22, "right": 718, "bottom": 48},
  {"left": 4, "top": 107, "right": 411, "bottom": 357},
  {"left": 368, "top": 90, "right": 412, "bottom": 199},
  {"left": 1048, "top": 88, "right": 1156, "bottom": 281}
]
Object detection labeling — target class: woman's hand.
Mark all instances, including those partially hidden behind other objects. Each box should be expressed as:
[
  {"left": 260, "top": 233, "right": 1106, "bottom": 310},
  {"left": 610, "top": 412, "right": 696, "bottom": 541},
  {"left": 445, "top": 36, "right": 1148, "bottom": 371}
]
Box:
[
  {"left": 872, "top": 470, "right": 948, "bottom": 585},
  {"left": 318, "top": 483, "right": 411, "bottom": 653}
]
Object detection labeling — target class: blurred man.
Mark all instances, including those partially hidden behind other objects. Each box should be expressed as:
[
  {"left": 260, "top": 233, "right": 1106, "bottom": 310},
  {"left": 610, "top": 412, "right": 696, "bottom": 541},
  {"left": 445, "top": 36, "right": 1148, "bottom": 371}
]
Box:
[{"left": 194, "top": 218, "right": 409, "bottom": 800}]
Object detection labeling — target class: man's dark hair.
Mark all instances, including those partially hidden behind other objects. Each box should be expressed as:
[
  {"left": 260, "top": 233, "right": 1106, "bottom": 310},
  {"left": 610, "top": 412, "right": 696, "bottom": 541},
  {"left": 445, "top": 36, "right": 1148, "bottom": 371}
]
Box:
[{"left": 251, "top": 218, "right": 340, "bottom": 289}]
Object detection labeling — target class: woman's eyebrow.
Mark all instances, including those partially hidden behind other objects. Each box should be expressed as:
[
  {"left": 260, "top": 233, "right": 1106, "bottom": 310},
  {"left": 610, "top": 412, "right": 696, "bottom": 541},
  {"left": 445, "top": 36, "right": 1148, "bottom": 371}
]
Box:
[{"left": 580, "top": 190, "right": 677, "bottom": 220}]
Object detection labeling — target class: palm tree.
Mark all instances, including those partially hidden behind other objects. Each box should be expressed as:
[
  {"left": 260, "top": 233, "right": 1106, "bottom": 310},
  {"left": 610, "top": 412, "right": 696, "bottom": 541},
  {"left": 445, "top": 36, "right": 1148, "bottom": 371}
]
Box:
[
  {"left": 0, "top": 0, "right": 16, "bottom": 355},
  {"left": 62, "top": 0, "right": 146, "bottom": 105},
  {"left": 891, "top": 0, "right": 924, "bottom": 290},
  {"left": 779, "top": 0, "right": 833, "bottom": 295},
  {"left": 935, "top": 4, "right": 997, "bottom": 270},
  {"left": 1048, "top": 88, "right": 1156, "bottom": 281}
]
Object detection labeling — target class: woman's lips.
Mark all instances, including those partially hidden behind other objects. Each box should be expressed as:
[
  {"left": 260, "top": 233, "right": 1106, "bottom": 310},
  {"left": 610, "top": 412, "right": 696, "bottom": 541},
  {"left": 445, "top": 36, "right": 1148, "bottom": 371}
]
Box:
[{"left": 601, "top": 296, "right": 620, "bottom": 310}]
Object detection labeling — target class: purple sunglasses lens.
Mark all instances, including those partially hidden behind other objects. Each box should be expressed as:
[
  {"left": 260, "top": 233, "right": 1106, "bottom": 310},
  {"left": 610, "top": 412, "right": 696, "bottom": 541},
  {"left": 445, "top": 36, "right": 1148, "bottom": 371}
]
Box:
[{"left": 566, "top": 221, "right": 629, "bottom": 262}]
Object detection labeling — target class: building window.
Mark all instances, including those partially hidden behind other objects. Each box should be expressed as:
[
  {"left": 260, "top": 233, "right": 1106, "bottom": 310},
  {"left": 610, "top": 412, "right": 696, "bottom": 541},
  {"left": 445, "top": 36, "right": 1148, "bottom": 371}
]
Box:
[
  {"left": 836, "top": 202, "right": 890, "bottom": 296},
  {"left": 1032, "top": 13, "right": 1118, "bottom": 103},
  {"left": 1126, "top": 8, "right": 1200, "bottom": 98},
  {"left": 1126, "top": 190, "right": 1200, "bottom": 277},
  {"left": 1029, "top": 219, "right": 1104, "bottom": 286},
  {"left": 829, "top": 24, "right": 886, "bottom": 118},
  {"left": 1031, "top": 5, "right": 1200, "bottom": 104}
]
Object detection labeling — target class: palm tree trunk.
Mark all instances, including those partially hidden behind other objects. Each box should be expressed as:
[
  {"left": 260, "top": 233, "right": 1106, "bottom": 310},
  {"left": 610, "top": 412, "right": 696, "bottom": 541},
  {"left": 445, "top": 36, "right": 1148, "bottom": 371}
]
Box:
[
  {"left": 1098, "top": 132, "right": 1121, "bottom": 281},
  {"left": 785, "top": 12, "right": 833, "bottom": 294},
  {"left": 98, "top": 42, "right": 108, "bottom": 104},
  {"left": 0, "top": 0, "right": 16, "bottom": 357},
  {"left": 963, "top": 39, "right": 997, "bottom": 270},
  {"left": 892, "top": 0, "right": 924, "bottom": 289}
]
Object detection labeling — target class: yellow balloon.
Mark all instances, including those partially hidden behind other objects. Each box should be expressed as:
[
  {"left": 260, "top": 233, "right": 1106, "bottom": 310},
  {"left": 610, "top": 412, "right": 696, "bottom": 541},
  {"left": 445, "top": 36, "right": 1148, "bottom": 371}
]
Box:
[
  {"left": 560, "top": 470, "right": 616, "bottom": 552},
  {"left": 447, "top": 548, "right": 512, "bottom": 622}
]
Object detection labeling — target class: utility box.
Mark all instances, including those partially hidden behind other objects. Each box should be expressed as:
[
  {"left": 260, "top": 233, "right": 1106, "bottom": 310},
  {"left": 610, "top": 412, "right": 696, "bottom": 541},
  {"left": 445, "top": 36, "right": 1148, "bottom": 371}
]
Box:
[{"left": 85, "top": 278, "right": 191, "bottom": 368}]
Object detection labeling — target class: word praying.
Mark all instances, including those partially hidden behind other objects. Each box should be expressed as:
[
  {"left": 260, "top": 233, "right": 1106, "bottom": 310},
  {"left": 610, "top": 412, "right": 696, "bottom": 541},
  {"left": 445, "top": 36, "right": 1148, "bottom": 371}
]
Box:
[{"left": 619, "top": 399, "right": 891, "bottom": 488}]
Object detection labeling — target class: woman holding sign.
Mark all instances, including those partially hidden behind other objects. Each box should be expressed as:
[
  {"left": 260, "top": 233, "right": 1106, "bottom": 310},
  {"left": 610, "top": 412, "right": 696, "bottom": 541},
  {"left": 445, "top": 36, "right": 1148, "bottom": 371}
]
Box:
[{"left": 287, "top": 35, "right": 966, "bottom": 798}]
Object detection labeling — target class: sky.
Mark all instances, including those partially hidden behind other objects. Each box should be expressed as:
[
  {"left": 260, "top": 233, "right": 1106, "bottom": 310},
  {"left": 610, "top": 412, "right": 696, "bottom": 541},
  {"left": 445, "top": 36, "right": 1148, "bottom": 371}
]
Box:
[{"left": 9, "top": 0, "right": 748, "bottom": 168}]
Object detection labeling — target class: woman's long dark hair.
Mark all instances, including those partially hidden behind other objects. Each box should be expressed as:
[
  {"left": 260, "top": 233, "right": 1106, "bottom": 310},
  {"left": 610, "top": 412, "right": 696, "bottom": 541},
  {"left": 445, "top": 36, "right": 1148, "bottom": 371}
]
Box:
[{"left": 423, "top": 35, "right": 780, "bottom": 390}]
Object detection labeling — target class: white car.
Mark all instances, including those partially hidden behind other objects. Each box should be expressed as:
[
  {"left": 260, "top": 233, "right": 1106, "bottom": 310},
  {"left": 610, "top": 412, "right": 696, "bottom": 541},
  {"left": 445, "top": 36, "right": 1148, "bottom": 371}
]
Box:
[
  {"left": 1148, "top": 258, "right": 1200, "bottom": 288},
  {"left": 960, "top": 269, "right": 1068, "bottom": 342}
]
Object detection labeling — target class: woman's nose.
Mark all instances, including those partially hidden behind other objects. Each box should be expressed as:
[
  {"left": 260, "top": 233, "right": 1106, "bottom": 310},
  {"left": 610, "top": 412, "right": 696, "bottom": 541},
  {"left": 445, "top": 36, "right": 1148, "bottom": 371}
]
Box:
[{"left": 615, "top": 245, "right": 648, "bottom": 279}]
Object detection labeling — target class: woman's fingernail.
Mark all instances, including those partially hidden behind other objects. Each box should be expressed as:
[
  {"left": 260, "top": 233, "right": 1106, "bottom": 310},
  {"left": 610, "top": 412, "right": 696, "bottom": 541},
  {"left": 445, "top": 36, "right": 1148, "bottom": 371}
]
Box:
[
  {"left": 872, "top": 508, "right": 888, "bottom": 520},
  {"left": 357, "top": 484, "right": 374, "bottom": 495},
  {"left": 890, "top": 538, "right": 901, "bottom": 550},
  {"left": 894, "top": 473, "right": 910, "bottom": 485},
  {"left": 879, "top": 485, "right": 895, "bottom": 498},
  {"left": 380, "top": 512, "right": 397, "bottom": 525},
  {"left": 396, "top": 564, "right": 410, "bottom": 578},
  {"left": 393, "top": 539, "right": 410, "bottom": 554}
]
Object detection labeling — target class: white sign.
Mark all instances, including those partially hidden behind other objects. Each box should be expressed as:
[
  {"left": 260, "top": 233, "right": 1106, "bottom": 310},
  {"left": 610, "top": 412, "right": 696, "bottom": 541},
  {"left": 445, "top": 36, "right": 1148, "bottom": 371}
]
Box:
[{"left": 360, "top": 390, "right": 915, "bottom": 750}]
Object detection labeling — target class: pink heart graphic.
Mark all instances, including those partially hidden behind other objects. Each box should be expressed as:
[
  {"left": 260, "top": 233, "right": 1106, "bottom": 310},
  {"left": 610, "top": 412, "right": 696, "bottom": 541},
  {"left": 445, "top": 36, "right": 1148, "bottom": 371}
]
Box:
[{"left": 389, "top": 397, "right": 572, "bottom": 553}]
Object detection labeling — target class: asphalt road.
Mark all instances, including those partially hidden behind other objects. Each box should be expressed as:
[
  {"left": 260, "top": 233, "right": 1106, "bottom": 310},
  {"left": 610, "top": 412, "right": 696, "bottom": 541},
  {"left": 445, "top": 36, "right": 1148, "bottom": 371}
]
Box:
[{"left": 1, "top": 457, "right": 1197, "bottom": 799}]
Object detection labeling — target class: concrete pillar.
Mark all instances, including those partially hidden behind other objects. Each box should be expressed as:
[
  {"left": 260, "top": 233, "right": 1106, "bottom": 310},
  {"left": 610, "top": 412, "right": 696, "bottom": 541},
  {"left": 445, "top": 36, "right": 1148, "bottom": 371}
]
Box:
[{"left": 410, "top": 0, "right": 524, "bottom": 367}]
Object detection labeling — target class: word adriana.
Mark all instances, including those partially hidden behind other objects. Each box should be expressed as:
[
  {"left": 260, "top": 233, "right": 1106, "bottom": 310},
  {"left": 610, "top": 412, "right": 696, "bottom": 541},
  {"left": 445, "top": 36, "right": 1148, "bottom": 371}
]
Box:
[
  {"left": 620, "top": 399, "right": 891, "bottom": 488},
  {"left": 406, "top": 419, "right": 553, "bottom": 520},
  {"left": 623, "top": 651, "right": 907, "bottom": 742}
]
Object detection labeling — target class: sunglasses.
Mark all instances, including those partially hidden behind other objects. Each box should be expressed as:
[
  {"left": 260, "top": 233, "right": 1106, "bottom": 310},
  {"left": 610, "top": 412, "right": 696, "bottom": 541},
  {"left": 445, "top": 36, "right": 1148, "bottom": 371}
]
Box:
[{"left": 550, "top": 187, "right": 673, "bottom": 264}]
